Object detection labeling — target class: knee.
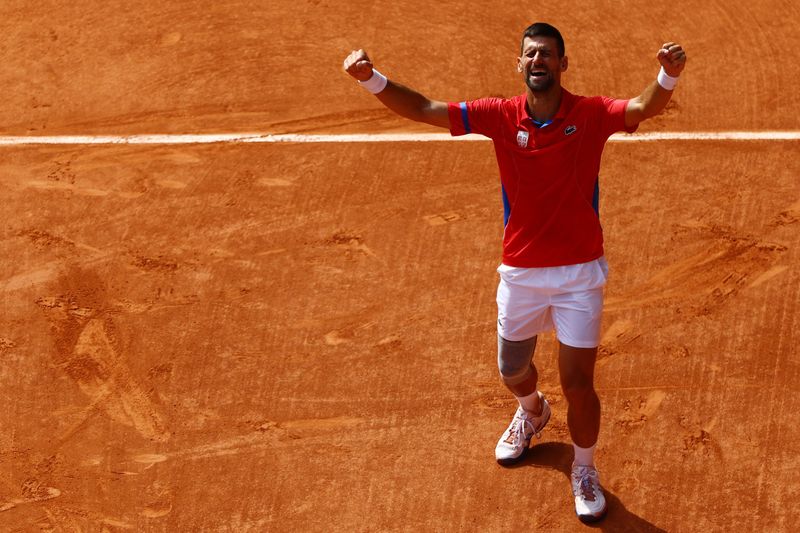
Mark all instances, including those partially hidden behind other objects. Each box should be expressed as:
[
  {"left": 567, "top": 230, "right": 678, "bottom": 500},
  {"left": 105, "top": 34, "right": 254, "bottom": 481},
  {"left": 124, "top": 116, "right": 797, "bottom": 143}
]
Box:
[
  {"left": 498, "top": 335, "right": 536, "bottom": 386},
  {"left": 560, "top": 373, "right": 596, "bottom": 403}
]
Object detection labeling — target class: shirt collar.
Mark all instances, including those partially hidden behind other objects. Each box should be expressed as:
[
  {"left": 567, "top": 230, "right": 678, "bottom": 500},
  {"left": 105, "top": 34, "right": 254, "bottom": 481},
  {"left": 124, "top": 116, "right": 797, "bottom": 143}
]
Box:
[{"left": 516, "top": 88, "right": 572, "bottom": 128}]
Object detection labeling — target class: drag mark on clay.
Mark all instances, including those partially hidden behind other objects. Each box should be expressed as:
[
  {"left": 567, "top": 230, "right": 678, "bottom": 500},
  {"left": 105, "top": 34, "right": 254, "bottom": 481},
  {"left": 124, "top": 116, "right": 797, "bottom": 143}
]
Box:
[
  {"left": 748, "top": 265, "right": 789, "bottom": 288},
  {"left": 17, "top": 229, "right": 76, "bottom": 249},
  {"left": 26, "top": 179, "right": 109, "bottom": 196},
  {"left": 771, "top": 198, "right": 800, "bottom": 226},
  {"left": 323, "top": 320, "right": 376, "bottom": 346},
  {"left": 73, "top": 318, "right": 168, "bottom": 441},
  {"left": 155, "top": 179, "right": 187, "bottom": 189},
  {"left": 142, "top": 498, "right": 173, "bottom": 518},
  {"left": 133, "top": 454, "right": 168, "bottom": 465},
  {"left": 132, "top": 254, "right": 179, "bottom": 273},
  {"left": 38, "top": 268, "right": 170, "bottom": 443},
  {"left": 423, "top": 211, "right": 464, "bottom": 226},
  {"left": 277, "top": 416, "right": 364, "bottom": 433},
  {"left": 24, "top": 161, "right": 144, "bottom": 198},
  {"left": 160, "top": 31, "right": 182, "bottom": 46},
  {"left": 597, "top": 319, "right": 641, "bottom": 362},
  {"left": 323, "top": 330, "right": 350, "bottom": 346},
  {"left": 375, "top": 334, "right": 402, "bottom": 348},
  {"left": 131, "top": 417, "right": 366, "bottom": 464},
  {"left": 100, "top": 518, "right": 136, "bottom": 529},
  {"left": 3, "top": 261, "right": 63, "bottom": 292},
  {"left": 257, "top": 177, "right": 294, "bottom": 187},
  {"left": 1, "top": 251, "right": 112, "bottom": 293},
  {"left": 35, "top": 503, "right": 134, "bottom": 530},
  {"left": 162, "top": 434, "right": 274, "bottom": 462},
  {"left": 16, "top": 227, "right": 103, "bottom": 254},
  {"left": 606, "top": 225, "right": 787, "bottom": 312},
  {"left": 0, "top": 480, "right": 61, "bottom": 513}
]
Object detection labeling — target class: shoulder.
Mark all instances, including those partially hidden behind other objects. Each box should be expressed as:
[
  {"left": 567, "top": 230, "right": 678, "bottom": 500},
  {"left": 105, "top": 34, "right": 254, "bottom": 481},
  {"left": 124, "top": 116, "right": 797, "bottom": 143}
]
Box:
[
  {"left": 571, "top": 93, "right": 627, "bottom": 115},
  {"left": 570, "top": 92, "right": 603, "bottom": 108},
  {"left": 464, "top": 95, "right": 516, "bottom": 110},
  {"left": 459, "top": 95, "right": 519, "bottom": 123}
]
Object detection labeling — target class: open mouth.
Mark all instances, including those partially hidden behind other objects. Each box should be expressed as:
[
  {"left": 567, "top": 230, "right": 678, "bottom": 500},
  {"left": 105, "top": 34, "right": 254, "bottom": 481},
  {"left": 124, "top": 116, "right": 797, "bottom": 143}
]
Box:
[{"left": 529, "top": 70, "right": 548, "bottom": 79}]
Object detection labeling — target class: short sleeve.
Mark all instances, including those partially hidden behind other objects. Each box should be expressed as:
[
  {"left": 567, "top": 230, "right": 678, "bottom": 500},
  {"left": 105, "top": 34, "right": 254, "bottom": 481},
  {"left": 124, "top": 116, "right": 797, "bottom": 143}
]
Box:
[
  {"left": 597, "top": 96, "right": 638, "bottom": 137},
  {"left": 447, "top": 97, "right": 506, "bottom": 139}
]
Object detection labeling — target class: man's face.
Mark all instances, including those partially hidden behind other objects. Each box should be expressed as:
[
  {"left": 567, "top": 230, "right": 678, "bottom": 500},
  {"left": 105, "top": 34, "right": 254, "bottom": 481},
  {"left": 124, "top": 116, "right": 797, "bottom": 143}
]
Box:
[{"left": 517, "top": 36, "right": 567, "bottom": 93}]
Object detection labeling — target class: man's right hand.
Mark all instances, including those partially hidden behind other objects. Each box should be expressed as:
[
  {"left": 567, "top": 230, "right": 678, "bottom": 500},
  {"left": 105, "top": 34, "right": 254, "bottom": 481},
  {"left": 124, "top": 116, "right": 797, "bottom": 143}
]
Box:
[
  {"left": 343, "top": 49, "right": 375, "bottom": 81},
  {"left": 341, "top": 48, "right": 450, "bottom": 130}
]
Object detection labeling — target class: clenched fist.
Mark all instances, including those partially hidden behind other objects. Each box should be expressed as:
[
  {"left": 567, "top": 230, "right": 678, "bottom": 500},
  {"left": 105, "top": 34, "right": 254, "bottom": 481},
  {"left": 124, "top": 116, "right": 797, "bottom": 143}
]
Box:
[
  {"left": 343, "top": 49, "right": 375, "bottom": 81},
  {"left": 656, "top": 43, "right": 687, "bottom": 77}
]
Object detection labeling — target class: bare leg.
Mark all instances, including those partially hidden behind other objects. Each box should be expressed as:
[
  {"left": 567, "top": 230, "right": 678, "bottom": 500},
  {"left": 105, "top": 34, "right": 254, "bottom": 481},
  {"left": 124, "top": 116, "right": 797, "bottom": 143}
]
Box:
[{"left": 557, "top": 341, "right": 600, "bottom": 448}]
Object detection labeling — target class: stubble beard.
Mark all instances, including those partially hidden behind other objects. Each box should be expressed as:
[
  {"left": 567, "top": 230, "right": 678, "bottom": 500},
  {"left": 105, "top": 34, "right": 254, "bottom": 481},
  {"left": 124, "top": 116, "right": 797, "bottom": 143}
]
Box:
[{"left": 525, "top": 72, "right": 554, "bottom": 93}]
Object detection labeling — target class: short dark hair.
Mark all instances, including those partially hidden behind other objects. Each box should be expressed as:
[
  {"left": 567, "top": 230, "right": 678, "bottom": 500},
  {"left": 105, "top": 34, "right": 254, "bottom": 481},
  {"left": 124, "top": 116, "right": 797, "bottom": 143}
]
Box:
[{"left": 520, "top": 22, "right": 565, "bottom": 57}]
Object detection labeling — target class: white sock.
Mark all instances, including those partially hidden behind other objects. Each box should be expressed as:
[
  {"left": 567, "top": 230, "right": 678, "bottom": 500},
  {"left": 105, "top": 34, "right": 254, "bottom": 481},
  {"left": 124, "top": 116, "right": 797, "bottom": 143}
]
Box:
[
  {"left": 573, "top": 443, "right": 597, "bottom": 467},
  {"left": 517, "top": 391, "right": 542, "bottom": 415}
]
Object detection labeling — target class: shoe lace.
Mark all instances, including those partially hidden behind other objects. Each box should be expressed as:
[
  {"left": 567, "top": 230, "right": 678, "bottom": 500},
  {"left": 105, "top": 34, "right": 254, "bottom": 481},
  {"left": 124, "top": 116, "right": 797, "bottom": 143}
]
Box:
[
  {"left": 573, "top": 468, "right": 598, "bottom": 502},
  {"left": 503, "top": 412, "right": 534, "bottom": 445}
]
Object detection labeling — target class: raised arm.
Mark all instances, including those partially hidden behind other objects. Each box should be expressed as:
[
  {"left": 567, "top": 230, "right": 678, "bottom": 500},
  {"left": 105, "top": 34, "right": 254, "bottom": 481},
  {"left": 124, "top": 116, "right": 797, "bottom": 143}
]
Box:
[
  {"left": 343, "top": 49, "right": 450, "bottom": 130},
  {"left": 624, "top": 42, "right": 687, "bottom": 128}
]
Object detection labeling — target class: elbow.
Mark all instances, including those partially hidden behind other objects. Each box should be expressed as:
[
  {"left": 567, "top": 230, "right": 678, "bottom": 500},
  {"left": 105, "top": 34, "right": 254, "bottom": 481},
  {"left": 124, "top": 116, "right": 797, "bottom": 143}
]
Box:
[
  {"left": 406, "top": 108, "right": 429, "bottom": 124},
  {"left": 389, "top": 104, "right": 427, "bottom": 124},
  {"left": 407, "top": 102, "right": 441, "bottom": 127},
  {"left": 641, "top": 106, "right": 665, "bottom": 121}
]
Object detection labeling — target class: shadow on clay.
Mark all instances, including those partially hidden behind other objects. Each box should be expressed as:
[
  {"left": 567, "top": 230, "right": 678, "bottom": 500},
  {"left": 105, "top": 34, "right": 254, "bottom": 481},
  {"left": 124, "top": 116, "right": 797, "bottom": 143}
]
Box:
[{"left": 511, "top": 442, "right": 668, "bottom": 533}]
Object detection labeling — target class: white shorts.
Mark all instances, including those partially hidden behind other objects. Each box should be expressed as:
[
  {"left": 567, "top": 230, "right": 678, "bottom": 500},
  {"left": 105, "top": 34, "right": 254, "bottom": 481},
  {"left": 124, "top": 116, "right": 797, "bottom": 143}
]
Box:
[{"left": 496, "top": 257, "right": 609, "bottom": 348}]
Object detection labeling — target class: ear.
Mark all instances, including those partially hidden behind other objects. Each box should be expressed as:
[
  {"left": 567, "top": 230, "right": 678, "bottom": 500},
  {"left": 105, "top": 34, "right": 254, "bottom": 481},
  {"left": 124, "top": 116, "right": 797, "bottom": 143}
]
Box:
[
  {"left": 517, "top": 57, "right": 523, "bottom": 72},
  {"left": 561, "top": 56, "right": 569, "bottom": 72}
]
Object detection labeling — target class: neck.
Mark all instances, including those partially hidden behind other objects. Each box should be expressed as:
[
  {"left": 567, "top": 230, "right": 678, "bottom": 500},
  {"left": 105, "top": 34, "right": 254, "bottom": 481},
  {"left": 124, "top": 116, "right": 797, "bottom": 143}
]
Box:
[{"left": 526, "top": 86, "right": 562, "bottom": 123}]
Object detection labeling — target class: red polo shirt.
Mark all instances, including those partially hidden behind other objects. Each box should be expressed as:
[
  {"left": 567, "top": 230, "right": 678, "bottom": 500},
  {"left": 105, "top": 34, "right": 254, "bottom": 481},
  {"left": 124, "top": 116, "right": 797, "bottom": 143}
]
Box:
[{"left": 448, "top": 89, "right": 636, "bottom": 267}]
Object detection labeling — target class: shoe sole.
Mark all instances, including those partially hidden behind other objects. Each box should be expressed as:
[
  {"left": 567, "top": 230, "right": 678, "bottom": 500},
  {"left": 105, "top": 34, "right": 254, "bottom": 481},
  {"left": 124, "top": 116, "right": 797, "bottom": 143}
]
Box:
[
  {"left": 496, "top": 446, "right": 528, "bottom": 466},
  {"left": 577, "top": 505, "right": 608, "bottom": 524},
  {"left": 495, "top": 407, "right": 551, "bottom": 467}
]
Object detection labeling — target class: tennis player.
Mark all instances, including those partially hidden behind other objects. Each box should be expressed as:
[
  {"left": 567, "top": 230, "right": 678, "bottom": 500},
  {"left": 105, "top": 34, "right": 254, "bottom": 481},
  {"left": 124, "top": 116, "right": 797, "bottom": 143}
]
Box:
[{"left": 343, "top": 22, "right": 686, "bottom": 523}]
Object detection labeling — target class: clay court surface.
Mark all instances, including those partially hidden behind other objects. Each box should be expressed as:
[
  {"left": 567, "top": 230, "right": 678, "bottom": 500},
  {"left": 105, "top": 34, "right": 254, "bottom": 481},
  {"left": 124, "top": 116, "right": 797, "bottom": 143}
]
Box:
[{"left": 1, "top": 1, "right": 799, "bottom": 531}]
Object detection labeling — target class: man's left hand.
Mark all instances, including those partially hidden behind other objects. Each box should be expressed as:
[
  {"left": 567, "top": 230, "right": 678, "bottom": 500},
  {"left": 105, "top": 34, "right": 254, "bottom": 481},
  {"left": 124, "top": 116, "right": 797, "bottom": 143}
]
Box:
[{"left": 657, "top": 42, "right": 687, "bottom": 77}]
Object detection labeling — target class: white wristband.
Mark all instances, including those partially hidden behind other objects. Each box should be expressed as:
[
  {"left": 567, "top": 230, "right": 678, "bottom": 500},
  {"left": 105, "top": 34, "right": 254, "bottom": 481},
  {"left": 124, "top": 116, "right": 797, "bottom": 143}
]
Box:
[
  {"left": 358, "top": 69, "right": 388, "bottom": 94},
  {"left": 657, "top": 66, "right": 679, "bottom": 90}
]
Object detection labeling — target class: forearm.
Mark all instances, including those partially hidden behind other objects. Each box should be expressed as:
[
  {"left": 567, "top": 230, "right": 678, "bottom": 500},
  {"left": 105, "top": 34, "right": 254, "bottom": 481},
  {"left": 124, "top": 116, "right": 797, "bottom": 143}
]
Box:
[
  {"left": 630, "top": 79, "right": 674, "bottom": 121},
  {"left": 625, "top": 43, "right": 686, "bottom": 128},
  {"left": 374, "top": 80, "right": 443, "bottom": 126},
  {"left": 344, "top": 50, "right": 450, "bottom": 129}
]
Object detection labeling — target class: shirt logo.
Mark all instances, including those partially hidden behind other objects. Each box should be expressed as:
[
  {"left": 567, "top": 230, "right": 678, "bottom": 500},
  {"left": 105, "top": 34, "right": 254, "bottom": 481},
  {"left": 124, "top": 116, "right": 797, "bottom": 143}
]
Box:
[
  {"left": 564, "top": 125, "right": 577, "bottom": 136},
  {"left": 516, "top": 130, "right": 529, "bottom": 148}
]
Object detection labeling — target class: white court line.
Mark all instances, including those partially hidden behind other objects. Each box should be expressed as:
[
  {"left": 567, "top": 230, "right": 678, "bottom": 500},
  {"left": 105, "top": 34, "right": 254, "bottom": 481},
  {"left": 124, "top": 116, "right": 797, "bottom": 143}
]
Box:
[{"left": 0, "top": 131, "right": 797, "bottom": 145}]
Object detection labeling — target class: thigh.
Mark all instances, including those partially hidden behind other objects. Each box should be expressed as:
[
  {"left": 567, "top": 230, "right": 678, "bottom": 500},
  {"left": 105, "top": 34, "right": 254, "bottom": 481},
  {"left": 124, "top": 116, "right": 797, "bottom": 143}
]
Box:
[
  {"left": 550, "top": 257, "right": 608, "bottom": 348},
  {"left": 551, "top": 286, "right": 605, "bottom": 349},
  {"left": 496, "top": 266, "right": 553, "bottom": 342}
]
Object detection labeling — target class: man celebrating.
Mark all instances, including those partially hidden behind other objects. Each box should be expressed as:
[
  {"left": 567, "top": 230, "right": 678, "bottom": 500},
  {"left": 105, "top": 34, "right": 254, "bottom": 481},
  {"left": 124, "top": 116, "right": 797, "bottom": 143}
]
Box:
[{"left": 343, "top": 22, "right": 686, "bottom": 523}]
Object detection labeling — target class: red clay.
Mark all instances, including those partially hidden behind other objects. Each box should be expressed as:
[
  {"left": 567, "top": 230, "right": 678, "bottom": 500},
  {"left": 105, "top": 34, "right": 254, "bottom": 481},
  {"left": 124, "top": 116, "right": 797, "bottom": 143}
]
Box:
[{"left": 1, "top": 1, "right": 799, "bottom": 531}]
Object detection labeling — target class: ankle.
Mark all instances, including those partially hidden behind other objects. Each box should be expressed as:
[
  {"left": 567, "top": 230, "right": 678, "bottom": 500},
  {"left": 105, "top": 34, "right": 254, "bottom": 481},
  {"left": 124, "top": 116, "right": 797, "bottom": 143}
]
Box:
[
  {"left": 572, "top": 442, "right": 597, "bottom": 467},
  {"left": 517, "top": 390, "right": 543, "bottom": 415}
]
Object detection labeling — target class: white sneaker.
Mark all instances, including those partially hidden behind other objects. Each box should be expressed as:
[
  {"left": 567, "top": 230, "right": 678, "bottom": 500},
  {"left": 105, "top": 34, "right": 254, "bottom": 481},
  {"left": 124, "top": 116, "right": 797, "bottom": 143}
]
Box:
[
  {"left": 571, "top": 464, "right": 607, "bottom": 522},
  {"left": 494, "top": 394, "right": 551, "bottom": 465}
]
